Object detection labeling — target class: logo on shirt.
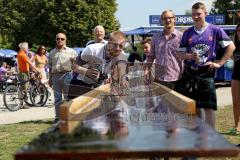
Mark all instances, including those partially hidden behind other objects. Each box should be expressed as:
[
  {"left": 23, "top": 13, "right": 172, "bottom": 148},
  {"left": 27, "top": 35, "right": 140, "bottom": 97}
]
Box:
[{"left": 208, "top": 36, "right": 213, "bottom": 41}]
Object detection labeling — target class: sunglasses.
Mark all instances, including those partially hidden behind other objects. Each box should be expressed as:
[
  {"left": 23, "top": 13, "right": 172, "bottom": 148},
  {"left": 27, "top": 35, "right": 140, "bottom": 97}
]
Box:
[{"left": 56, "top": 38, "right": 65, "bottom": 41}]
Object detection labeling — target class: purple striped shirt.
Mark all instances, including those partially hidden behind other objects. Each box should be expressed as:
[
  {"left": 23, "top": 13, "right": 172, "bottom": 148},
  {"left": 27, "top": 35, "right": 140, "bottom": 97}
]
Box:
[{"left": 148, "top": 29, "right": 183, "bottom": 82}]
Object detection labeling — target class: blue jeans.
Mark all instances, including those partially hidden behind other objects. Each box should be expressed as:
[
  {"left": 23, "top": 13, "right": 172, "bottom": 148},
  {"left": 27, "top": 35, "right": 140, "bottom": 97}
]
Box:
[{"left": 52, "top": 72, "right": 72, "bottom": 119}]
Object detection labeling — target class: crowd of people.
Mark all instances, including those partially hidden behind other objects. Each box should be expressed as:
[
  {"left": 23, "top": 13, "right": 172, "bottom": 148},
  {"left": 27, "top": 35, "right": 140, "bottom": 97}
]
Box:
[
  {"left": 1, "top": 2, "right": 240, "bottom": 133},
  {"left": 127, "top": 2, "right": 239, "bottom": 132}
]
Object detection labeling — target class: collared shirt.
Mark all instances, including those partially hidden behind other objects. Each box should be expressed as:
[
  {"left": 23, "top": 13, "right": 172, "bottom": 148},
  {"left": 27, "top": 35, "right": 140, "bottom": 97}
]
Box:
[
  {"left": 149, "top": 29, "right": 183, "bottom": 82},
  {"left": 49, "top": 46, "right": 77, "bottom": 73}
]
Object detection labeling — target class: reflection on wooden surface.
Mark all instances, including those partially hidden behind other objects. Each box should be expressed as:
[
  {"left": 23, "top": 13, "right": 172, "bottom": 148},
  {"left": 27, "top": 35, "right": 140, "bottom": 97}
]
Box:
[{"left": 15, "top": 83, "right": 240, "bottom": 160}]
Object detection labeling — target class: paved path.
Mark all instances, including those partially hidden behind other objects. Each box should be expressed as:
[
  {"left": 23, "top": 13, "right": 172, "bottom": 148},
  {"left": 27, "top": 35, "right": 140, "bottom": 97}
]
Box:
[
  {"left": 216, "top": 86, "right": 232, "bottom": 108},
  {"left": 0, "top": 90, "right": 55, "bottom": 125},
  {"left": 0, "top": 86, "right": 233, "bottom": 125}
]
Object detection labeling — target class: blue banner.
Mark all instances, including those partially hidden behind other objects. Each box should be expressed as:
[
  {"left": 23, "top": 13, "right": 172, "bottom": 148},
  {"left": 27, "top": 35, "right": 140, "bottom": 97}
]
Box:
[{"left": 149, "top": 15, "right": 225, "bottom": 25}]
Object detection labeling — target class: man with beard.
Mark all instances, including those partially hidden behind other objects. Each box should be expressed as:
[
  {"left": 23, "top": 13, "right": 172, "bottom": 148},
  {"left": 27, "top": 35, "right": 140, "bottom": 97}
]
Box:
[{"left": 70, "top": 31, "right": 128, "bottom": 97}]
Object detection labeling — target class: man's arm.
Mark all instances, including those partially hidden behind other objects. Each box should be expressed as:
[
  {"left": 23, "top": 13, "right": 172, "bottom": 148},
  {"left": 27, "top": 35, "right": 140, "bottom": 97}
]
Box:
[
  {"left": 26, "top": 59, "right": 40, "bottom": 73},
  {"left": 206, "top": 43, "right": 235, "bottom": 69},
  {"left": 71, "top": 56, "right": 100, "bottom": 81},
  {"left": 112, "top": 62, "right": 128, "bottom": 87},
  {"left": 48, "top": 66, "right": 52, "bottom": 87}
]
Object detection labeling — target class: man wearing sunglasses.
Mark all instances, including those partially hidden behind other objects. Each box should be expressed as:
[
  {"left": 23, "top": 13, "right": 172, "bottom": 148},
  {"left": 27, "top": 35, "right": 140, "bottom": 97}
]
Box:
[
  {"left": 48, "top": 32, "right": 77, "bottom": 123},
  {"left": 71, "top": 31, "right": 128, "bottom": 96}
]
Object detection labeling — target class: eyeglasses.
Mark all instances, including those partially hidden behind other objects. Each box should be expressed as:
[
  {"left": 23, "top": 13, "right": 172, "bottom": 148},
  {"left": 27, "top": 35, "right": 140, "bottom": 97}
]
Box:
[
  {"left": 109, "top": 41, "right": 125, "bottom": 49},
  {"left": 56, "top": 38, "right": 65, "bottom": 41},
  {"left": 162, "top": 17, "right": 174, "bottom": 21}
]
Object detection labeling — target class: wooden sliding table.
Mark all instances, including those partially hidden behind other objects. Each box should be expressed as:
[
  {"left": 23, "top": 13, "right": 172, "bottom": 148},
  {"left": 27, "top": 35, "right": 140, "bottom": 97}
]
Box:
[{"left": 15, "top": 83, "right": 240, "bottom": 160}]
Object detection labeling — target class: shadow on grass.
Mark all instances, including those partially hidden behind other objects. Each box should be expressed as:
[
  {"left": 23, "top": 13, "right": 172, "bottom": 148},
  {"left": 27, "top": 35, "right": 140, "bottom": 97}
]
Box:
[
  {"left": 219, "top": 131, "right": 240, "bottom": 136},
  {"left": 17, "top": 119, "right": 53, "bottom": 125}
]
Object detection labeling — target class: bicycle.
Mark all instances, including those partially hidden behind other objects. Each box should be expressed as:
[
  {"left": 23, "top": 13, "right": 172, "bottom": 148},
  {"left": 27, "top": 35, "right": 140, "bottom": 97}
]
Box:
[{"left": 3, "top": 73, "right": 48, "bottom": 111}]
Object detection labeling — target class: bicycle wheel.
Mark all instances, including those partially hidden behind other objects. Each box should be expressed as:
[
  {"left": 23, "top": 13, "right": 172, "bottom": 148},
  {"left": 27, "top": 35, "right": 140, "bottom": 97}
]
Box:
[
  {"left": 3, "top": 85, "right": 23, "bottom": 111},
  {"left": 24, "top": 90, "right": 34, "bottom": 106},
  {"left": 30, "top": 83, "right": 48, "bottom": 107}
]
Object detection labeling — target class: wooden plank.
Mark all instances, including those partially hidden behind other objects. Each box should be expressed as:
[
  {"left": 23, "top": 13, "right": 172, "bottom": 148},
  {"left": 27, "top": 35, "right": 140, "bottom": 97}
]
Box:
[
  {"left": 59, "top": 84, "right": 110, "bottom": 134},
  {"left": 60, "top": 84, "right": 110, "bottom": 120},
  {"left": 154, "top": 83, "right": 196, "bottom": 115},
  {"left": 60, "top": 97, "right": 102, "bottom": 134}
]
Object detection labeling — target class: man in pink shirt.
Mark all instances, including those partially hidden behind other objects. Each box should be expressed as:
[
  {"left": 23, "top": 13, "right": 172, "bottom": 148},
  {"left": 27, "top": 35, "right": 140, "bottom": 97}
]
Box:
[{"left": 145, "top": 9, "right": 183, "bottom": 90}]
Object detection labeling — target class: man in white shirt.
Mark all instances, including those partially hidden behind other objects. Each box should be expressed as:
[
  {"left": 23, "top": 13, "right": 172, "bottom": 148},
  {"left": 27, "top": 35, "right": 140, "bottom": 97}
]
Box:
[{"left": 70, "top": 31, "right": 128, "bottom": 98}]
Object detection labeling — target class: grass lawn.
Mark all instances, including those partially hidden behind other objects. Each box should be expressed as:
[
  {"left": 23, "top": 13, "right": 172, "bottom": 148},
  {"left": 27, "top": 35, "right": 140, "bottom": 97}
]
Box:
[
  {"left": 0, "top": 120, "right": 52, "bottom": 160},
  {"left": 0, "top": 106, "right": 240, "bottom": 160}
]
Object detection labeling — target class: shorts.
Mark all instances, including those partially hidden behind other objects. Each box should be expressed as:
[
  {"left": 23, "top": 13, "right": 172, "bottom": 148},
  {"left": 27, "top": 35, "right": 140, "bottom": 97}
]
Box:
[
  {"left": 178, "top": 67, "right": 217, "bottom": 110},
  {"left": 18, "top": 72, "right": 29, "bottom": 91}
]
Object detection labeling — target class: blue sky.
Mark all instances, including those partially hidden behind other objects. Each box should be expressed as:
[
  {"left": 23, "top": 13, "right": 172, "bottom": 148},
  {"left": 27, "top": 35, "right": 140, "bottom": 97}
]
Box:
[{"left": 115, "top": 0, "right": 215, "bottom": 30}]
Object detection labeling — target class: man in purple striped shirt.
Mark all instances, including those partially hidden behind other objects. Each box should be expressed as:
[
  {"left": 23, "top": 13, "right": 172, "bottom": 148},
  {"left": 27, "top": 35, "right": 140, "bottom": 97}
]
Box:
[{"left": 145, "top": 9, "right": 184, "bottom": 90}]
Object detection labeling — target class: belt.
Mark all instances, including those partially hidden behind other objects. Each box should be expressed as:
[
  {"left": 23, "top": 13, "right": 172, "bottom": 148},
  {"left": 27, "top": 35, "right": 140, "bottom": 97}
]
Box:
[{"left": 185, "top": 65, "right": 215, "bottom": 78}]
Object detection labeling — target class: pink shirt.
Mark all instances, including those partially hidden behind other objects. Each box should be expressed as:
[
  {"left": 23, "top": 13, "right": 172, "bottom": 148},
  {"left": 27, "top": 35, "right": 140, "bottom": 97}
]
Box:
[{"left": 148, "top": 29, "right": 183, "bottom": 82}]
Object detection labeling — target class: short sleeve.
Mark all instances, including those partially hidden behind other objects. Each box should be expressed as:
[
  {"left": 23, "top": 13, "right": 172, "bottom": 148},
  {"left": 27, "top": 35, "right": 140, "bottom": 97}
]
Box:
[
  {"left": 48, "top": 50, "right": 53, "bottom": 67},
  {"left": 178, "top": 30, "right": 189, "bottom": 52},
  {"left": 81, "top": 46, "right": 93, "bottom": 62},
  {"left": 216, "top": 27, "right": 233, "bottom": 48}
]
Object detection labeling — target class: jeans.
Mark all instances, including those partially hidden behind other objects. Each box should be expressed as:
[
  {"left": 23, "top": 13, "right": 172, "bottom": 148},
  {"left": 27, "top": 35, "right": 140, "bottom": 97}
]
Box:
[{"left": 52, "top": 72, "right": 72, "bottom": 119}]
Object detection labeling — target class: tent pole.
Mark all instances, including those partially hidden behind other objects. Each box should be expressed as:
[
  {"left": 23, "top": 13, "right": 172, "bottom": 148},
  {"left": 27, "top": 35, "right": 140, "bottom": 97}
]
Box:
[{"left": 131, "top": 35, "right": 134, "bottom": 49}]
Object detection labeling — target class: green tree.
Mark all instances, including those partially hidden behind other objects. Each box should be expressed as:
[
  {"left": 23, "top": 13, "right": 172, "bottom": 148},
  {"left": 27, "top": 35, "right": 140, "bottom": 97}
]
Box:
[
  {"left": 211, "top": 0, "right": 240, "bottom": 25},
  {"left": 0, "top": 0, "right": 26, "bottom": 49},
  {"left": 184, "top": 9, "right": 191, "bottom": 16},
  {"left": 0, "top": 0, "right": 120, "bottom": 49}
]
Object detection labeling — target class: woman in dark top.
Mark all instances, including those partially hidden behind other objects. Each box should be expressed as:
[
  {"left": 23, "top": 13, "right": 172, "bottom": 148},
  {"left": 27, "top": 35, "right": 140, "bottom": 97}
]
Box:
[{"left": 231, "top": 23, "right": 240, "bottom": 134}]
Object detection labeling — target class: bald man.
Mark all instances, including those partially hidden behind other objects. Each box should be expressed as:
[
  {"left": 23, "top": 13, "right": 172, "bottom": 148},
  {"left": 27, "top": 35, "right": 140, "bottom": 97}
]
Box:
[{"left": 48, "top": 33, "right": 77, "bottom": 123}]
